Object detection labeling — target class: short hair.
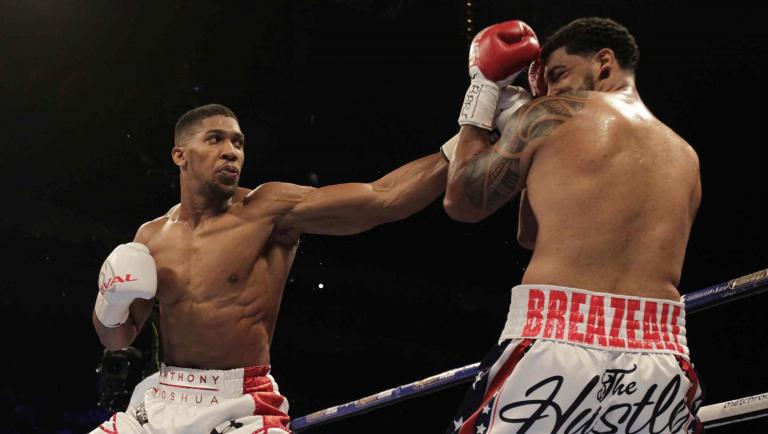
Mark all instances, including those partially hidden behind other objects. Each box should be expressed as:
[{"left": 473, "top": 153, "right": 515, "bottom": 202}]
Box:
[
  {"left": 541, "top": 18, "right": 639, "bottom": 72},
  {"left": 174, "top": 104, "right": 238, "bottom": 146}
]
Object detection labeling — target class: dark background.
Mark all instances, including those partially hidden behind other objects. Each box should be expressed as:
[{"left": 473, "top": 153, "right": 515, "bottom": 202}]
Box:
[{"left": 1, "top": 0, "right": 766, "bottom": 432}]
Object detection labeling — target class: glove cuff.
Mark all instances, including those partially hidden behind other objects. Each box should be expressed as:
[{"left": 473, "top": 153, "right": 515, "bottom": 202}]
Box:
[
  {"left": 458, "top": 78, "right": 500, "bottom": 130},
  {"left": 94, "top": 292, "right": 130, "bottom": 328},
  {"left": 440, "top": 135, "right": 459, "bottom": 161}
]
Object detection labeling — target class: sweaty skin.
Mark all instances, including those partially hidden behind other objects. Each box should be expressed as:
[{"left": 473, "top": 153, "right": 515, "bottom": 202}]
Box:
[
  {"left": 94, "top": 115, "right": 447, "bottom": 369},
  {"left": 445, "top": 47, "right": 701, "bottom": 301}
]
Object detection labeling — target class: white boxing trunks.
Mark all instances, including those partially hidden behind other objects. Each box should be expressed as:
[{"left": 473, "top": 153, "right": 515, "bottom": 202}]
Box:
[
  {"left": 90, "top": 364, "right": 291, "bottom": 434},
  {"left": 448, "top": 285, "right": 704, "bottom": 434}
]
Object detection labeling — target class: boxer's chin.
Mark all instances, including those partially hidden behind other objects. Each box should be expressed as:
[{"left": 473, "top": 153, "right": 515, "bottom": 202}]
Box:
[{"left": 205, "top": 180, "right": 237, "bottom": 202}]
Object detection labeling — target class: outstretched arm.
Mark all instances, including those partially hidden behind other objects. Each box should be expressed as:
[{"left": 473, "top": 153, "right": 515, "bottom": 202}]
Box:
[
  {"left": 271, "top": 152, "right": 447, "bottom": 235},
  {"left": 444, "top": 92, "right": 588, "bottom": 222}
]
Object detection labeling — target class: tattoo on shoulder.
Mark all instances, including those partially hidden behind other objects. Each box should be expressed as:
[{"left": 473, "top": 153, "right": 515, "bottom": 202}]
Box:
[{"left": 462, "top": 92, "right": 588, "bottom": 210}]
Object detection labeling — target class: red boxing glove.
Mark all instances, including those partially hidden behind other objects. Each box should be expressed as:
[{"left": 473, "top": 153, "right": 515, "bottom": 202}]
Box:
[
  {"left": 528, "top": 57, "right": 548, "bottom": 97},
  {"left": 459, "top": 20, "right": 541, "bottom": 129},
  {"left": 469, "top": 20, "right": 541, "bottom": 86}
]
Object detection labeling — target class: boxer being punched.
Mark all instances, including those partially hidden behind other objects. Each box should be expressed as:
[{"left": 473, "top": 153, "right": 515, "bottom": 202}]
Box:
[
  {"left": 89, "top": 104, "right": 448, "bottom": 434},
  {"left": 443, "top": 18, "right": 703, "bottom": 433}
]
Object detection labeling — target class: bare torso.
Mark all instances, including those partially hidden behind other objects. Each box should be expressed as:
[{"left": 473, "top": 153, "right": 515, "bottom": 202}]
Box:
[
  {"left": 95, "top": 114, "right": 447, "bottom": 368},
  {"left": 520, "top": 91, "right": 700, "bottom": 300},
  {"left": 139, "top": 188, "right": 299, "bottom": 369}
]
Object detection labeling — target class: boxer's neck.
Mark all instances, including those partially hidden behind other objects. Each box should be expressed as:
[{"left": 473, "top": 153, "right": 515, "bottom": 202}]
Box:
[
  {"left": 177, "top": 180, "right": 233, "bottom": 226},
  {"left": 598, "top": 72, "right": 638, "bottom": 99}
]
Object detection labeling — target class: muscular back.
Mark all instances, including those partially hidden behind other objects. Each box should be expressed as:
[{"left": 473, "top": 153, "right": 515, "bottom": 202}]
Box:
[{"left": 521, "top": 91, "right": 701, "bottom": 300}]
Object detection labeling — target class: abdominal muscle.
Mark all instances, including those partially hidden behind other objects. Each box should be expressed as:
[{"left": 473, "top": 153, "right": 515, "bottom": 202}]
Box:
[{"left": 158, "top": 290, "right": 277, "bottom": 370}]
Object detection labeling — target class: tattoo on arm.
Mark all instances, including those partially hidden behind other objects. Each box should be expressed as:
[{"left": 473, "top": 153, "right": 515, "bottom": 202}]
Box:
[{"left": 462, "top": 92, "right": 588, "bottom": 210}]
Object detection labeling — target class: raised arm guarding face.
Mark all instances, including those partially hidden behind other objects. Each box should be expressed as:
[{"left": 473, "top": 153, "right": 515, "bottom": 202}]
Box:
[{"left": 445, "top": 92, "right": 588, "bottom": 222}]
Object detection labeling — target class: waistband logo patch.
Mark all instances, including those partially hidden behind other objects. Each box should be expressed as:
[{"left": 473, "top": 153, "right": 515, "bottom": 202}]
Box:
[{"left": 521, "top": 289, "right": 685, "bottom": 353}]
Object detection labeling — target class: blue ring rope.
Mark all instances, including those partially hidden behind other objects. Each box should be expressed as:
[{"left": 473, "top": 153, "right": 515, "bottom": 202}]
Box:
[{"left": 291, "top": 267, "right": 768, "bottom": 431}]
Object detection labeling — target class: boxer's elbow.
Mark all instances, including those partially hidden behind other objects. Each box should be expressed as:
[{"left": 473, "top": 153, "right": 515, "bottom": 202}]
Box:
[
  {"left": 369, "top": 181, "right": 431, "bottom": 224},
  {"left": 93, "top": 312, "right": 136, "bottom": 351},
  {"left": 443, "top": 196, "right": 486, "bottom": 223},
  {"left": 443, "top": 177, "right": 486, "bottom": 223},
  {"left": 375, "top": 195, "right": 415, "bottom": 224}
]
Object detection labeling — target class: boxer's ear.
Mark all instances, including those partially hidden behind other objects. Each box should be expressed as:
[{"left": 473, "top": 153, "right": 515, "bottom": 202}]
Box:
[
  {"left": 172, "top": 146, "right": 186, "bottom": 168},
  {"left": 596, "top": 48, "right": 615, "bottom": 80}
]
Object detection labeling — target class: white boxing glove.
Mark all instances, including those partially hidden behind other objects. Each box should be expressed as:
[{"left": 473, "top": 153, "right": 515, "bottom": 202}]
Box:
[
  {"left": 94, "top": 242, "right": 157, "bottom": 327},
  {"left": 440, "top": 134, "right": 460, "bottom": 162},
  {"left": 443, "top": 86, "right": 531, "bottom": 161}
]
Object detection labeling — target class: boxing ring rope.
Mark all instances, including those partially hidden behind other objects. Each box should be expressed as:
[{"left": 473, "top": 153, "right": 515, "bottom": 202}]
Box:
[{"left": 291, "top": 268, "right": 768, "bottom": 431}]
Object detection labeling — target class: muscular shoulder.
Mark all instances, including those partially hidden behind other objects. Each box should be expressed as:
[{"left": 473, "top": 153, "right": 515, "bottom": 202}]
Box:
[
  {"left": 515, "top": 91, "right": 590, "bottom": 131},
  {"left": 133, "top": 209, "right": 174, "bottom": 244},
  {"left": 522, "top": 91, "right": 593, "bottom": 114},
  {"left": 243, "top": 182, "right": 315, "bottom": 214},
  {"left": 244, "top": 182, "right": 316, "bottom": 243},
  {"left": 499, "top": 91, "right": 592, "bottom": 152},
  {"left": 672, "top": 133, "right": 701, "bottom": 179}
]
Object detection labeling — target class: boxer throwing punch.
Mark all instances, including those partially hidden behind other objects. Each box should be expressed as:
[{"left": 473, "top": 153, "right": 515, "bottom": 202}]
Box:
[
  {"left": 90, "top": 104, "right": 448, "bottom": 434},
  {"left": 443, "top": 18, "right": 703, "bottom": 433}
]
